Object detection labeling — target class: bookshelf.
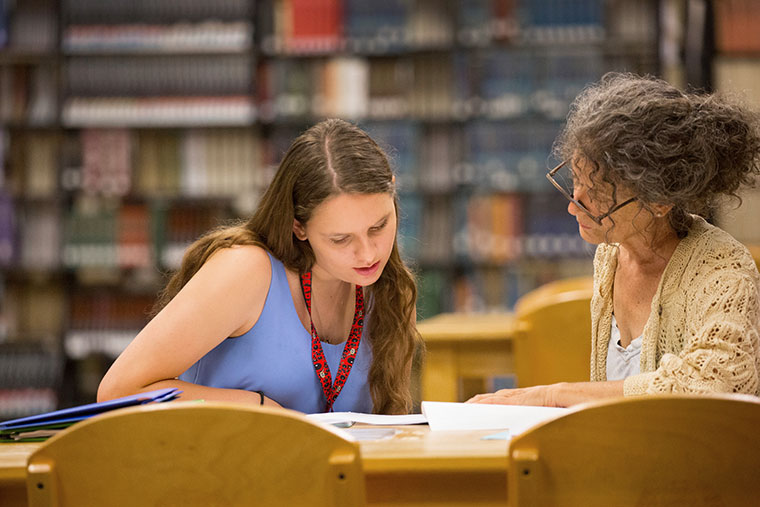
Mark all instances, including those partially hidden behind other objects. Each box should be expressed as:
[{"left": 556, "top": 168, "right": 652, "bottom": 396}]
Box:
[
  {"left": 712, "top": 0, "right": 760, "bottom": 250},
  {"left": 1, "top": 0, "right": 663, "bottom": 415}
]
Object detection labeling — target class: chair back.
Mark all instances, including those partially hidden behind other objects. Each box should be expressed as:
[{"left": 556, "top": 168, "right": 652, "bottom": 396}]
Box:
[
  {"left": 508, "top": 394, "right": 760, "bottom": 507},
  {"left": 26, "top": 401, "right": 365, "bottom": 507},
  {"left": 513, "top": 276, "right": 593, "bottom": 387}
]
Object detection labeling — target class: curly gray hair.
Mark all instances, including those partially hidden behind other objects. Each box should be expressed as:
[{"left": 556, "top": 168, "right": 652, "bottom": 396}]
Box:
[{"left": 553, "top": 72, "right": 760, "bottom": 237}]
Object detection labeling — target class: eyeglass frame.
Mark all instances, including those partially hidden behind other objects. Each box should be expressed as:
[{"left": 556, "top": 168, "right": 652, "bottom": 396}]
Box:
[{"left": 546, "top": 160, "right": 637, "bottom": 226}]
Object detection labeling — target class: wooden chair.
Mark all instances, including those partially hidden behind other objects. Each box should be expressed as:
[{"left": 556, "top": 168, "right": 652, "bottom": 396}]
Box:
[
  {"left": 26, "top": 401, "right": 365, "bottom": 506},
  {"left": 749, "top": 244, "right": 760, "bottom": 272},
  {"left": 513, "top": 276, "right": 593, "bottom": 387},
  {"left": 508, "top": 394, "right": 760, "bottom": 507}
]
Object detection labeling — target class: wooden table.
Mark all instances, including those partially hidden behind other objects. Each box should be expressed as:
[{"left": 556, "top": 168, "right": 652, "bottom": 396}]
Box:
[
  {"left": 0, "top": 426, "right": 509, "bottom": 506},
  {"left": 418, "top": 313, "right": 516, "bottom": 402}
]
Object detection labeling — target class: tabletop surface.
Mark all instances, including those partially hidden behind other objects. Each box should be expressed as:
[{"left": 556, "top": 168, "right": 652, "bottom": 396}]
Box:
[
  {"left": 416, "top": 313, "right": 515, "bottom": 342},
  {"left": 0, "top": 425, "right": 510, "bottom": 481}
]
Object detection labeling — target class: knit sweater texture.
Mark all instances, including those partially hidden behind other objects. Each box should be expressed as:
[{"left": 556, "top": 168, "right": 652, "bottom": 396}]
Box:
[{"left": 590, "top": 216, "right": 760, "bottom": 396}]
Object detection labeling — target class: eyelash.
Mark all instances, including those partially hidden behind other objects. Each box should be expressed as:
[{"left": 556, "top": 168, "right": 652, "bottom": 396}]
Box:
[
  {"left": 330, "top": 220, "right": 388, "bottom": 244},
  {"left": 370, "top": 220, "right": 388, "bottom": 233}
]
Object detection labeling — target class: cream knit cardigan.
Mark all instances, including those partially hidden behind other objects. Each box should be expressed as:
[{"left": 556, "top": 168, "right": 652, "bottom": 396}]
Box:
[{"left": 590, "top": 216, "right": 760, "bottom": 396}]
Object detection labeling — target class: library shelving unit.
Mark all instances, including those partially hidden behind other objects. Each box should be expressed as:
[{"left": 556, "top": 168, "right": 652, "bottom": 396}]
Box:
[
  {"left": 1, "top": 0, "right": 63, "bottom": 418},
  {"left": 2, "top": 0, "right": 661, "bottom": 415},
  {"left": 712, "top": 0, "right": 760, "bottom": 253}
]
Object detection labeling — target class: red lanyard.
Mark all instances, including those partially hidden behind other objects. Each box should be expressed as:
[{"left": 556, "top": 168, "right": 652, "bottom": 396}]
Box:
[{"left": 300, "top": 272, "right": 364, "bottom": 412}]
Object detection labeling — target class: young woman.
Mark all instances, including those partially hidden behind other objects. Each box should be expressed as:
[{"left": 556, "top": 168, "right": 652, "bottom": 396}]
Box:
[
  {"left": 470, "top": 73, "right": 760, "bottom": 406},
  {"left": 98, "top": 119, "right": 422, "bottom": 414}
]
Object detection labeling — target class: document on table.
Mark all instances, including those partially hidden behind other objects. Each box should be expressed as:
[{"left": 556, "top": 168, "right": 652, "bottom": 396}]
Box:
[
  {"left": 421, "top": 401, "right": 568, "bottom": 435},
  {"left": 307, "top": 411, "right": 427, "bottom": 426}
]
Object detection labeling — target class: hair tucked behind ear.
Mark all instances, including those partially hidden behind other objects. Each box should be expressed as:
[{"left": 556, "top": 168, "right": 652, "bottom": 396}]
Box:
[{"left": 153, "top": 119, "right": 422, "bottom": 414}]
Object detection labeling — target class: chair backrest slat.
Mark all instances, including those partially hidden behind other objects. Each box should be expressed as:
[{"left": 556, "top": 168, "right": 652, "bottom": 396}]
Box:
[
  {"left": 508, "top": 394, "right": 760, "bottom": 507},
  {"left": 26, "top": 401, "right": 365, "bottom": 507}
]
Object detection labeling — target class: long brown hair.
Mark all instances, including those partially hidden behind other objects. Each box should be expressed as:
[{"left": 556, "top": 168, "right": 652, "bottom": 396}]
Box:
[{"left": 154, "top": 119, "right": 422, "bottom": 414}]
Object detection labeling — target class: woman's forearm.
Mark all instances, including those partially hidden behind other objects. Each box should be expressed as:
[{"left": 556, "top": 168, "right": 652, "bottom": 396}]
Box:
[
  {"left": 548, "top": 380, "right": 625, "bottom": 407},
  {"left": 98, "top": 378, "right": 281, "bottom": 407}
]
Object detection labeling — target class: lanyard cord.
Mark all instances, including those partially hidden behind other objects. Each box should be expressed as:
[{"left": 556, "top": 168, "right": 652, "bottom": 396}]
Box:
[{"left": 300, "top": 272, "right": 364, "bottom": 412}]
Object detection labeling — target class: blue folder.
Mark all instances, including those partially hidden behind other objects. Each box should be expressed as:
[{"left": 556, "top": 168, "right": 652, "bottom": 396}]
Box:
[{"left": 0, "top": 387, "right": 181, "bottom": 432}]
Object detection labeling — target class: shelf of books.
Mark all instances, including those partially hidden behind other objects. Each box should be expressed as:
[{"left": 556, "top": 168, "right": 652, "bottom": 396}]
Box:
[
  {"left": 712, "top": 0, "right": 760, "bottom": 254},
  {"left": 1, "top": 0, "right": 662, "bottom": 415}
]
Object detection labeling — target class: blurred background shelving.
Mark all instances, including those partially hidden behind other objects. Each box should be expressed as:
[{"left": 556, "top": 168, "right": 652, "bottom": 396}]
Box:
[{"left": 1, "top": 0, "right": 758, "bottom": 416}]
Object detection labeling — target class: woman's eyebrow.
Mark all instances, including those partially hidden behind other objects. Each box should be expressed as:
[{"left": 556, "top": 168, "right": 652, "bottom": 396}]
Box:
[{"left": 325, "top": 213, "right": 391, "bottom": 237}]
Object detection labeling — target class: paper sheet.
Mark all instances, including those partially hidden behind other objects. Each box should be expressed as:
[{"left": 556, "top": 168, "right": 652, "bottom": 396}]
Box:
[
  {"left": 307, "top": 411, "right": 427, "bottom": 426},
  {"left": 421, "top": 401, "right": 567, "bottom": 434}
]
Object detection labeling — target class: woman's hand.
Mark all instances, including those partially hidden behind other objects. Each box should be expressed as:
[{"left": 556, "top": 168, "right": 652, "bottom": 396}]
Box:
[
  {"left": 466, "top": 380, "right": 626, "bottom": 408},
  {"left": 466, "top": 384, "right": 560, "bottom": 407}
]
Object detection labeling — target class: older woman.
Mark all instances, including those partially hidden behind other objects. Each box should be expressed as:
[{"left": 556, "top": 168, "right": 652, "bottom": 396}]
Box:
[{"left": 470, "top": 72, "right": 760, "bottom": 407}]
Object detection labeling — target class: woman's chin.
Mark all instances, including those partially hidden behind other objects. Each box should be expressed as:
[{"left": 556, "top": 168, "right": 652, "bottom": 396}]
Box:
[{"left": 578, "top": 228, "right": 602, "bottom": 245}]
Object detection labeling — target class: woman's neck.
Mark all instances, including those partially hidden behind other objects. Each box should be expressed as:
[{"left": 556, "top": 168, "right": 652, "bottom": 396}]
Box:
[
  {"left": 310, "top": 265, "right": 352, "bottom": 296},
  {"left": 618, "top": 222, "right": 681, "bottom": 273},
  {"left": 308, "top": 265, "right": 354, "bottom": 344}
]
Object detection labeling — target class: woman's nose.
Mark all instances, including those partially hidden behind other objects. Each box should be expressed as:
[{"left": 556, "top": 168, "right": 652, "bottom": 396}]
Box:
[{"left": 354, "top": 236, "right": 375, "bottom": 264}]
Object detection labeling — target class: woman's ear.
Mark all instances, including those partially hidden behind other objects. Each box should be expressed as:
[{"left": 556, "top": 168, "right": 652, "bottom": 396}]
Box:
[
  {"left": 293, "top": 219, "right": 308, "bottom": 241},
  {"left": 652, "top": 203, "right": 674, "bottom": 218}
]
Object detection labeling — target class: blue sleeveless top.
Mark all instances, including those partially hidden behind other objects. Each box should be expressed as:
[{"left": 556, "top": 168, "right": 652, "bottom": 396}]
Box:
[{"left": 179, "top": 251, "right": 373, "bottom": 413}]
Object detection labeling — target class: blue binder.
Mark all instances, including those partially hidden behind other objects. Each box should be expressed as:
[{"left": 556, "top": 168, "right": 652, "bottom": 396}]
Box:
[{"left": 0, "top": 388, "right": 181, "bottom": 433}]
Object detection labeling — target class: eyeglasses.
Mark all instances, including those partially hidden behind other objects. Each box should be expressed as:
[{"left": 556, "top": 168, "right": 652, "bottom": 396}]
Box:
[{"left": 546, "top": 160, "right": 637, "bottom": 226}]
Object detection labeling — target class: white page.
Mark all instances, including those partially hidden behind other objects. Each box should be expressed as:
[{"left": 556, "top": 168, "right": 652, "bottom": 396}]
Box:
[
  {"left": 421, "top": 401, "right": 568, "bottom": 434},
  {"left": 307, "top": 411, "right": 427, "bottom": 426}
]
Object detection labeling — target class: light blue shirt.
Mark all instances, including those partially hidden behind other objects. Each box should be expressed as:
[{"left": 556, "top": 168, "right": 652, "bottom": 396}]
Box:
[
  {"left": 606, "top": 314, "right": 642, "bottom": 381},
  {"left": 179, "top": 251, "right": 373, "bottom": 413}
]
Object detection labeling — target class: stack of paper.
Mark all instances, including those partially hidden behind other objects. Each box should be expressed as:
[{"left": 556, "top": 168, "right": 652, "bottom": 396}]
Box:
[{"left": 0, "top": 388, "right": 181, "bottom": 442}]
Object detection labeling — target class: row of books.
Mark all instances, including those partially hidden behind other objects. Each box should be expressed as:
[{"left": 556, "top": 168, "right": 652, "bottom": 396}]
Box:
[
  {"left": 3, "top": 191, "right": 587, "bottom": 273},
  {"left": 2, "top": 0, "right": 657, "bottom": 56},
  {"left": 0, "top": 280, "right": 66, "bottom": 341},
  {"left": 63, "top": 22, "right": 253, "bottom": 54},
  {"left": 67, "top": 56, "right": 252, "bottom": 97},
  {"left": 0, "top": 65, "right": 57, "bottom": 125},
  {"left": 53, "top": 50, "right": 619, "bottom": 125},
  {"left": 5, "top": 132, "right": 60, "bottom": 198},
  {"left": 0, "top": 0, "right": 57, "bottom": 51},
  {"left": 0, "top": 191, "right": 11, "bottom": 266},
  {"left": 417, "top": 257, "right": 593, "bottom": 318},
  {"left": 5, "top": 259, "right": 595, "bottom": 361},
  {"left": 0, "top": 389, "right": 57, "bottom": 420},
  {"left": 68, "top": 128, "right": 264, "bottom": 198},
  {"left": 0, "top": 1, "right": 7, "bottom": 49},
  {"left": 0, "top": 344, "right": 61, "bottom": 389},
  {"left": 9, "top": 127, "right": 266, "bottom": 200},
  {"left": 257, "top": 0, "right": 646, "bottom": 55},
  {"left": 410, "top": 192, "right": 588, "bottom": 266},
  {"left": 65, "top": 0, "right": 253, "bottom": 24},
  {"left": 63, "top": 200, "right": 231, "bottom": 269},
  {"left": 7, "top": 122, "right": 564, "bottom": 199},
  {"left": 258, "top": 49, "right": 616, "bottom": 122},
  {"left": 62, "top": 96, "right": 256, "bottom": 127},
  {"left": 69, "top": 291, "right": 154, "bottom": 334}
]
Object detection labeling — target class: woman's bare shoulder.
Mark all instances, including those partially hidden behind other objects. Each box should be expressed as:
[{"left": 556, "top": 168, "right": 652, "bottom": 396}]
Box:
[{"left": 205, "top": 243, "right": 272, "bottom": 270}]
